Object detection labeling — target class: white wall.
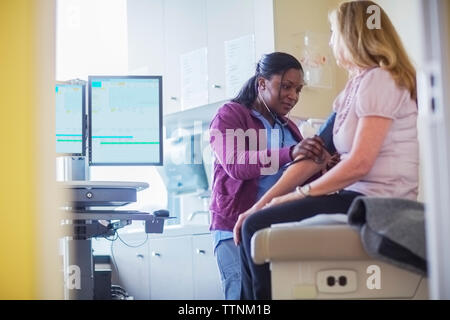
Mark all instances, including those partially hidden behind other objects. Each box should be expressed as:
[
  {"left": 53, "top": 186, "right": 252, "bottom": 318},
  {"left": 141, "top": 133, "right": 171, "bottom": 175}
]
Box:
[
  {"left": 127, "top": 0, "right": 164, "bottom": 75},
  {"left": 375, "top": 0, "right": 425, "bottom": 201},
  {"left": 56, "top": 0, "right": 129, "bottom": 80},
  {"left": 376, "top": 0, "right": 423, "bottom": 68}
]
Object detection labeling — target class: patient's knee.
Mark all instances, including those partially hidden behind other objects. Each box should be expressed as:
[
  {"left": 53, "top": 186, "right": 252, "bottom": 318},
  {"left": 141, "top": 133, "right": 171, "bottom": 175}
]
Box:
[{"left": 242, "top": 211, "right": 268, "bottom": 241}]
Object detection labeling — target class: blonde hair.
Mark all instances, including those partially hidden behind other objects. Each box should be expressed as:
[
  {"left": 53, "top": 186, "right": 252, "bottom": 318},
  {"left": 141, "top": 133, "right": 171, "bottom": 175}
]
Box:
[{"left": 329, "top": 1, "right": 417, "bottom": 101}]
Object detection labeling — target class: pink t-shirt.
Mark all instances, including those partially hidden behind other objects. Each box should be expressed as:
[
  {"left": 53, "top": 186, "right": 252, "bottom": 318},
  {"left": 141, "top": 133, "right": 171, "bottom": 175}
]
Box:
[{"left": 332, "top": 67, "right": 419, "bottom": 200}]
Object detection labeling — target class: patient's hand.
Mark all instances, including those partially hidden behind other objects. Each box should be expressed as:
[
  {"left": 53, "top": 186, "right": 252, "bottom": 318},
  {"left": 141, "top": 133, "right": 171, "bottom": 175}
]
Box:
[
  {"left": 234, "top": 191, "right": 307, "bottom": 245},
  {"left": 233, "top": 207, "right": 257, "bottom": 246},
  {"left": 265, "top": 191, "right": 304, "bottom": 208}
]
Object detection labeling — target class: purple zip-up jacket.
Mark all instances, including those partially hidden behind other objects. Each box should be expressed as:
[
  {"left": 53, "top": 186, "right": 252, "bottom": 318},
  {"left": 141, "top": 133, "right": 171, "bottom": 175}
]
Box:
[{"left": 209, "top": 101, "right": 303, "bottom": 231}]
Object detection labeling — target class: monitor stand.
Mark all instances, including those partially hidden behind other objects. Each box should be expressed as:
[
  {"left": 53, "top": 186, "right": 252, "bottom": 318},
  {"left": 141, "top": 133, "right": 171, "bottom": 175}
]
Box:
[
  {"left": 56, "top": 155, "right": 90, "bottom": 181},
  {"left": 57, "top": 156, "right": 171, "bottom": 300}
]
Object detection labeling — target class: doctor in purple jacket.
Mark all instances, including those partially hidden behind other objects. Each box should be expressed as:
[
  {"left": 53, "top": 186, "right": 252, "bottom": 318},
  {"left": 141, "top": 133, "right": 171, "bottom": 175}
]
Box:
[{"left": 208, "top": 52, "right": 326, "bottom": 299}]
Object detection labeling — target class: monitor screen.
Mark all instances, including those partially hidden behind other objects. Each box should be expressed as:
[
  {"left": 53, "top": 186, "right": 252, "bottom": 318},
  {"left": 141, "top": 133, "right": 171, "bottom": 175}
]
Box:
[
  {"left": 157, "top": 134, "right": 209, "bottom": 195},
  {"left": 88, "top": 76, "right": 163, "bottom": 165},
  {"left": 55, "top": 83, "right": 86, "bottom": 156}
]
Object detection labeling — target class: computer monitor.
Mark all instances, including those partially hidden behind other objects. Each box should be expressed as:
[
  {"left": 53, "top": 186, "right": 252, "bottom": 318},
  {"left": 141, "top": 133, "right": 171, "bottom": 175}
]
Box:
[
  {"left": 55, "top": 83, "right": 86, "bottom": 156},
  {"left": 157, "top": 133, "right": 209, "bottom": 195},
  {"left": 88, "top": 76, "right": 163, "bottom": 166}
]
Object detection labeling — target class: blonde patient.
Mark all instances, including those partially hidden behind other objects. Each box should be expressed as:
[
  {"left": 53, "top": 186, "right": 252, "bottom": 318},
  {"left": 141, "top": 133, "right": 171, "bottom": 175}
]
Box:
[{"left": 234, "top": 0, "right": 419, "bottom": 300}]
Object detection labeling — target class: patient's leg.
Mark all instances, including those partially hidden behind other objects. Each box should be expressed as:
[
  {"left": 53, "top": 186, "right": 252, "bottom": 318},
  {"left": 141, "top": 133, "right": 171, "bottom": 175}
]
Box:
[{"left": 240, "top": 190, "right": 362, "bottom": 300}]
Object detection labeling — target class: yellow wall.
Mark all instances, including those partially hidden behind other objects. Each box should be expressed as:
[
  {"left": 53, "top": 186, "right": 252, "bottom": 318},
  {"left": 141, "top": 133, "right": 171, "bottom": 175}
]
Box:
[
  {"left": 273, "top": 0, "right": 348, "bottom": 119},
  {"left": 0, "top": 0, "right": 60, "bottom": 299},
  {"left": 0, "top": 0, "right": 37, "bottom": 299},
  {"left": 34, "top": 0, "right": 64, "bottom": 300},
  {"left": 273, "top": 0, "right": 425, "bottom": 119}
]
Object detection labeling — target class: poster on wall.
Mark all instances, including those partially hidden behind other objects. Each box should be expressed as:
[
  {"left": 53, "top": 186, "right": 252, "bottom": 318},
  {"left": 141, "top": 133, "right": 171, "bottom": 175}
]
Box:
[
  {"left": 225, "top": 34, "right": 256, "bottom": 98},
  {"left": 293, "top": 31, "right": 334, "bottom": 89},
  {"left": 180, "top": 47, "right": 209, "bottom": 110}
]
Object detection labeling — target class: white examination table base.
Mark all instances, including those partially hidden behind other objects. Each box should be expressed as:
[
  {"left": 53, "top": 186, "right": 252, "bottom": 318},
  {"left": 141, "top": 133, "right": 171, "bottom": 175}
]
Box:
[{"left": 251, "top": 215, "right": 428, "bottom": 300}]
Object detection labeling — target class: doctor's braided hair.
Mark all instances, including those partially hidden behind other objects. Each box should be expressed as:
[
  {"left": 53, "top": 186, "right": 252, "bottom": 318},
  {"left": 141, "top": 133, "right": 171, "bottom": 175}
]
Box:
[{"left": 232, "top": 52, "right": 303, "bottom": 108}]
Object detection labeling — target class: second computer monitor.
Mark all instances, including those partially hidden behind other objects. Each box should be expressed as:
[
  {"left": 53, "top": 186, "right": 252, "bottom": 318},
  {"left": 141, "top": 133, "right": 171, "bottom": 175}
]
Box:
[
  {"left": 88, "top": 76, "right": 163, "bottom": 166},
  {"left": 55, "top": 83, "right": 86, "bottom": 156}
]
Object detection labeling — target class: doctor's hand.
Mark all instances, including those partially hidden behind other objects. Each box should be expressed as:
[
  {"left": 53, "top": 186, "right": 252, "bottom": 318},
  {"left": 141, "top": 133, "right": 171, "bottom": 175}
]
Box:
[
  {"left": 322, "top": 152, "right": 341, "bottom": 174},
  {"left": 327, "top": 153, "right": 341, "bottom": 170},
  {"left": 291, "top": 135, "right": 325, "bottom": 164}
]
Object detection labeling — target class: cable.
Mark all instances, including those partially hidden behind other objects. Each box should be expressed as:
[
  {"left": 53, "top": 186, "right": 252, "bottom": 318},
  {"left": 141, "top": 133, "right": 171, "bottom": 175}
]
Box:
[
  {"left": 94, "top": 223, "right": 119, "bottom": 239},
  {"left": 259, "top": 93, "right": 289, "bottom": 127},
  {"left": 102, "top": 231, "right": 119, "bottom": 242},
  {"left": 116, "top": 232, "right": 149, "bottom": 248},
  {"left": 101, "top": 231, "right": 148, "bottom": 300},
  {"left": 105, "top": 231, "right": 120, "bottom": 280},
  {"left": 281, "top": 156, "right": 308, "bottom": 170},
  {"left": 111, "top": 285, "right": 131, "bottom": 300},
  {"left": 105, "top": 230, "right": 148, "bottom": 281}
]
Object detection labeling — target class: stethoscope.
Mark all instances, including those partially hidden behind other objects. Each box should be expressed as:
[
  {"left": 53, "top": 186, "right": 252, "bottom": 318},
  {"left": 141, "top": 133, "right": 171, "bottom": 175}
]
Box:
[
  {"left": 258, "top": 93, "right": 289, "bottom": 148},
  {"left": 258, "top": 92, "right": 311, "bottom": 170}
]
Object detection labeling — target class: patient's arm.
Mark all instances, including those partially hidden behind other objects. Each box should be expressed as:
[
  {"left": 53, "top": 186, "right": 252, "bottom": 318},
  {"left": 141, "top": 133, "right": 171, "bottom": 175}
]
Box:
[
  {"left": 233, "top": 116, "right": 391, "bottom": 245},
  {"left": 233, "top": 156, "right": 326, "bottom": 245},
  {"left": 265, "top": 116, "right": 392, "bottom": 203},
  {"left": 249, "top": 116, "right": 393, "bottom": 210},
  {"left": 251, "top": 112, "right": 338, "bottom": 211},
  {"left": 307, "top": 116, "right": 392, "bottom": 196},
  {"left": 252, "top": 154, "right": 327, "bottom": 211}
]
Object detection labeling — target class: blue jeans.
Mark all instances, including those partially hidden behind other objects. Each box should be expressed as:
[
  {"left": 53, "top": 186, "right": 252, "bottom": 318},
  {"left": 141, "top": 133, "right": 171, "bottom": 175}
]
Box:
[{"left": 214, "top": 238, "right": 241, "bottom": 300}]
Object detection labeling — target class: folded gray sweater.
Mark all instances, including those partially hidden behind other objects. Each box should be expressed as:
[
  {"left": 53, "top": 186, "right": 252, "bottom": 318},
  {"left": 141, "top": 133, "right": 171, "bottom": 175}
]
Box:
[{"left": 347, "top": 197, "right": 427, "bottom": 276}]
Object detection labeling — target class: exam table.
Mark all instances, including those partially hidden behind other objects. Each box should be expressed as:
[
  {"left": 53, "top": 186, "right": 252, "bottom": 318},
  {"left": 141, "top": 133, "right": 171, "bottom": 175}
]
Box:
[{"left": 251, "top": 214, "right": 429, "bottom": 299}]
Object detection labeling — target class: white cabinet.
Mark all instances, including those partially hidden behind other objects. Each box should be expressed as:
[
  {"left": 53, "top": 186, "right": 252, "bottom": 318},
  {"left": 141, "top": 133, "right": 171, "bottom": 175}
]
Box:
[
  {"left": 127, "top": 0, "right": 165, "bottom": 76},
  {"left": 127, "top": 0, "right": 275, "bottom": 115},
  {"left": 162, "top": 0, "right": 208, "bottom": 114},
  {"left": 110, "top": 232, "right": 151, "bottom": 300},
  {"left": 148, "top": 232, "right": 223, "bottom": 300},
  {"left": 192, "top": 234, "right": 223, "bottom": 299},
  {"left": 105, "top": 230, "right": 223, "bottom": 300},
  {"left": 149, "top": 235, "right": 194, "bottom": 299},
  {"left": 206, "top": 0, "right": 256, "bottom": 104}
]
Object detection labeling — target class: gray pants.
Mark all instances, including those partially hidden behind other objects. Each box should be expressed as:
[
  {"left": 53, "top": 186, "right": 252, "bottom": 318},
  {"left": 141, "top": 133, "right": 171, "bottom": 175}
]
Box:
[{"left": 214, "top": 238, "right": 241, "bottom": 300}]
